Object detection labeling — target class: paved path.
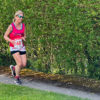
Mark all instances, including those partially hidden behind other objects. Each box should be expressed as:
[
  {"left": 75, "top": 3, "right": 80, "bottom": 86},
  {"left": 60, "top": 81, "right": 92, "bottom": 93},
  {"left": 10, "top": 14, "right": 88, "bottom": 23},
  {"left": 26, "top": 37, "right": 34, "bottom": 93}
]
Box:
[{"left": 0, "top": 74, "right": 100, "bottom": 100}]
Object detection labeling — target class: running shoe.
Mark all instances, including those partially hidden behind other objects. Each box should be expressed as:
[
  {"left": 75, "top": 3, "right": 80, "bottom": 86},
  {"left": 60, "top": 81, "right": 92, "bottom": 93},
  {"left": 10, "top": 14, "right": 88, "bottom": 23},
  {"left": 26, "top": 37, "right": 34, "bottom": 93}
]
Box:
[
  {"left": 14, "top": 78, "right": 22, "bottom": 85},
  {"left": 10, "top": 65, "right": 16, "bottom": 76}
]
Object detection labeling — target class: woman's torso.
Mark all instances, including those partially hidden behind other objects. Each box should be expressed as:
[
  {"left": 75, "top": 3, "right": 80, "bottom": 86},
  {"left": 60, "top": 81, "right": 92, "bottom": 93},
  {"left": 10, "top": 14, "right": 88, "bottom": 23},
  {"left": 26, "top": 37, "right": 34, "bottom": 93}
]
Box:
[{"left": 9, "top": 23, "right": 25, "bottom": 47}]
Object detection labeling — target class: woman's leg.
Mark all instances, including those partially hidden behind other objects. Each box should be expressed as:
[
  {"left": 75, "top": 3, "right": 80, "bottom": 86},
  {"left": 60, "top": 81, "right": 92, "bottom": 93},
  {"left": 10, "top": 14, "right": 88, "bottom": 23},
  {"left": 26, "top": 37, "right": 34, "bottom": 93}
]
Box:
[
  {"left": 12, "top": 52, "right": 23, "bottom": 77},
  {"left": 20, "top": 54, "right": 27, "bottom": 68},
  {"left": 20, "top": 46, "right": 27, "bottom": 68}
]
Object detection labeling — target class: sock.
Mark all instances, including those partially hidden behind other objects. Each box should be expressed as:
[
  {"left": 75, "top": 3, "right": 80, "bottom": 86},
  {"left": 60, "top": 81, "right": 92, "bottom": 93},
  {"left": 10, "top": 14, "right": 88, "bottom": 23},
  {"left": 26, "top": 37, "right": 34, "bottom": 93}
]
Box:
[{"left": 15, "top": 76, "right": 19, "bottom": 79}]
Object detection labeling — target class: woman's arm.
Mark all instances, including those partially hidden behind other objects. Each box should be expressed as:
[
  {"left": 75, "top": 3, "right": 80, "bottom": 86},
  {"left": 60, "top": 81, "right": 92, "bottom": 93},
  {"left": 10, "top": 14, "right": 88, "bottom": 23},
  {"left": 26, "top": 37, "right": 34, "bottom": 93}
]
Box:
[
  {"left": 22, "top": 28, "right": 26, "bottom": 41},
  {"left": 24, "top": 28, "right": 26, "bottom": 40},
  {"left": 4, "top": 25, "right": 12, "bottom": 42}
]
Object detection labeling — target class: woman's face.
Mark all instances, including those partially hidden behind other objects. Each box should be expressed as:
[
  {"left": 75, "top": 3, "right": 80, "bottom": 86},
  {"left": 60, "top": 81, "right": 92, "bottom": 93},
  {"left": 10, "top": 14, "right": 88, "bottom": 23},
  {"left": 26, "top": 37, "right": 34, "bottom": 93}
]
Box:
[{"left": 15, "top": 13, "right": 24, "bottom": 23}]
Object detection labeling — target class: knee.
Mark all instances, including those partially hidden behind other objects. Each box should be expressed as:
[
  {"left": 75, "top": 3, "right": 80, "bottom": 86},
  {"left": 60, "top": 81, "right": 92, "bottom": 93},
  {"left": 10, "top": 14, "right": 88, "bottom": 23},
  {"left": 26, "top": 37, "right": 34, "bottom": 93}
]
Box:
[
  {"left": 22, "top": 63, "right": 27, "bottom": 67},
  {"left": 17, "top": 63, "right": 23, "bottom": 67}
]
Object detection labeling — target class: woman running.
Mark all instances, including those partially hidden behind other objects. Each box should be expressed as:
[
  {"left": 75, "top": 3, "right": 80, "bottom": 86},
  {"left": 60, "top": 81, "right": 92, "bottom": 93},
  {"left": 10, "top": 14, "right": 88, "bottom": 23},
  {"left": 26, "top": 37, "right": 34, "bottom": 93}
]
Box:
[{"left": 4, "top": 10, "right": 27, "bottom": 85}]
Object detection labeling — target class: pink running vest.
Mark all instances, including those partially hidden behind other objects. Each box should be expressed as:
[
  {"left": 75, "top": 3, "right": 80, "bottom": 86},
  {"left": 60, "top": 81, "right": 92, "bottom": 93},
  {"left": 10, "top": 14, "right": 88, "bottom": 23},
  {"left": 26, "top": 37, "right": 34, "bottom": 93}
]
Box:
[{"left": 9, "top": 23, "right": 25, "bottom": 47}]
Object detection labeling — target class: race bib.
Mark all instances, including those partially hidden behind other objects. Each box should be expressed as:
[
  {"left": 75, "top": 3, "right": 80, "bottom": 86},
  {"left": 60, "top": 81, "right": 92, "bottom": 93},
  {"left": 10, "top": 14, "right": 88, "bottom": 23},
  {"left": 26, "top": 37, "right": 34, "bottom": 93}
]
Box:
[{"left": 14, "top": 39, "right": 23, "bottom": 50}]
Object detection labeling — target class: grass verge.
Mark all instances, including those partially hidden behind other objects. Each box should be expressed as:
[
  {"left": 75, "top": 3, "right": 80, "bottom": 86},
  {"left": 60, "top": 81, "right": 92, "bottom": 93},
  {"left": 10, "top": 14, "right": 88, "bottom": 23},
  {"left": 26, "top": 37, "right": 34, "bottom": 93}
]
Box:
[{"left": 0, "top": 83, "right": 89, "bottom": 100}]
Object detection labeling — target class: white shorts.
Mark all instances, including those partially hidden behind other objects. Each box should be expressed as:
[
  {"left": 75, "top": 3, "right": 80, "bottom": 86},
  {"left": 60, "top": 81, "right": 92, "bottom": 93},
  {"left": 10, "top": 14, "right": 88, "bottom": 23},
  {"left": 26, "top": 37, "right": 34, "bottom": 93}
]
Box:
[{"left": 10, "top": 46, "right": 26, "bottom": 55}]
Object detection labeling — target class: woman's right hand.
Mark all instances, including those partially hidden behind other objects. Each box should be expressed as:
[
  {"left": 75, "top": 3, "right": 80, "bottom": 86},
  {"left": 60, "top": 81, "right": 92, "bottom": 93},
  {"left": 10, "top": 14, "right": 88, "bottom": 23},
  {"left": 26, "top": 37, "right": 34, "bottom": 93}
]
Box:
[{"left": 10, "top": 40, "right": 15, "bottom": 45}]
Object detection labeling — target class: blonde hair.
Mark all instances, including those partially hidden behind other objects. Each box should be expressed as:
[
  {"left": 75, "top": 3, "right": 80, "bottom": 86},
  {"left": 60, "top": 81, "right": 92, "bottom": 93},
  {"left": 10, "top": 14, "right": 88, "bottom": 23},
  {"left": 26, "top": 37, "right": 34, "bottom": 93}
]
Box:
[{"left": 13, "top": 10, "right": 24, "bottom": 22}]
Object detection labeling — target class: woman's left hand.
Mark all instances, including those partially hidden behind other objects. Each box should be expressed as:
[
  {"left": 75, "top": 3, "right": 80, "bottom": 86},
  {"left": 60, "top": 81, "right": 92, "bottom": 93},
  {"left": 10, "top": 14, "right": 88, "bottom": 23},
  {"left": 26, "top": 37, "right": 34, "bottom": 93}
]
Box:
[{"left": 21, "top": 37, "right": 26, "bottom": 41}]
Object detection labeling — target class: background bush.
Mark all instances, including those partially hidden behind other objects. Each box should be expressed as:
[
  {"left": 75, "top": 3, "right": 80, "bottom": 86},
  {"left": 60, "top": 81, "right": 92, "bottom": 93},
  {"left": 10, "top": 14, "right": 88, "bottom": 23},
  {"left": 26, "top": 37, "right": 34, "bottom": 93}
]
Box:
[{"left": 0, "top": 0, "right": 100, "bottom": 79}]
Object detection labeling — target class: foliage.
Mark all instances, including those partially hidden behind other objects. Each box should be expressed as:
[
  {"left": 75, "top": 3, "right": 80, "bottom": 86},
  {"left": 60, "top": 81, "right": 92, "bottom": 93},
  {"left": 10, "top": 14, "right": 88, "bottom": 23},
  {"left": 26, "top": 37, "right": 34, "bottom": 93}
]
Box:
[{"left": 0, "top": 0, "right": 100, "bottom": 79}]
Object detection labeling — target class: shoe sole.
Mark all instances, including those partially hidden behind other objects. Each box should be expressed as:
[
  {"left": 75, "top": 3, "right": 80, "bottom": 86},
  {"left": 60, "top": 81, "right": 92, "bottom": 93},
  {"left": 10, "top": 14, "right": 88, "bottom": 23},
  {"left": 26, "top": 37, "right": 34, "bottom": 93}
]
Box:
[
  {"left": 10, "top": 65, "right": 15, "bottom": 76},
  {"left": 14, "top": 81, "right": 22, "bottom": 85}
]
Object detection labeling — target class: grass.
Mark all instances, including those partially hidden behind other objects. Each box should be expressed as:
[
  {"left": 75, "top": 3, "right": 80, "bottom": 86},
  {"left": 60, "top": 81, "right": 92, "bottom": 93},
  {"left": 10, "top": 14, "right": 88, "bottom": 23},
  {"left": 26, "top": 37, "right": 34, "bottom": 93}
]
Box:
[{"left": 0, "top": 83, "right": 89, "bottom": 100}]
